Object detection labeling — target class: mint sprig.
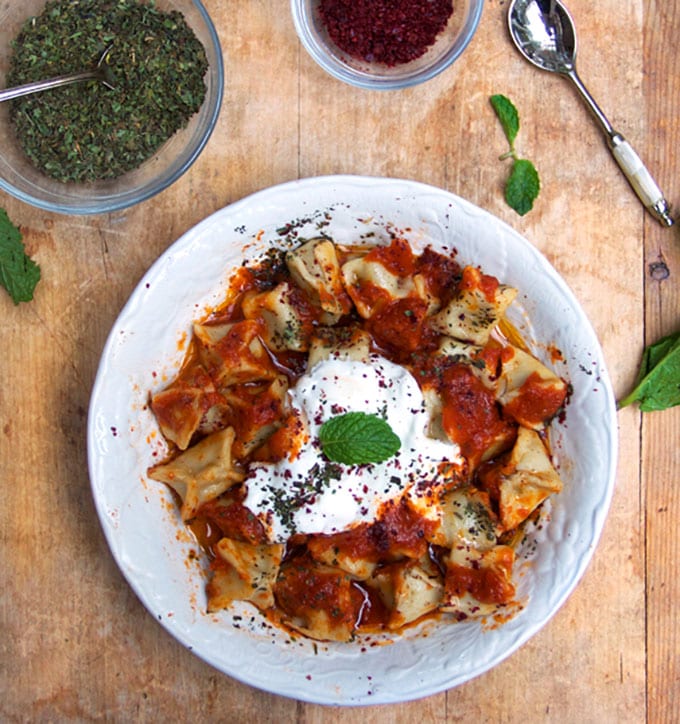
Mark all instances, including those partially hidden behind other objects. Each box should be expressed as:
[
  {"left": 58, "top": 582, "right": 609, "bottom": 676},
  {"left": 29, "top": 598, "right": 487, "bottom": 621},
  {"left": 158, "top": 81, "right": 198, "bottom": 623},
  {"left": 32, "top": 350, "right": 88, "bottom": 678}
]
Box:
[
  {"left": 318, "top": 412, "right": 401, "bottom": 465},
  {"left": 618, "top": 330, "right": 680, "bottom": 412},
  {"left": 0, "top": 209, "right": 40, "bottom": 304},
  {"left": 490, "top": 94, "right": 540, "bottom": 216}
]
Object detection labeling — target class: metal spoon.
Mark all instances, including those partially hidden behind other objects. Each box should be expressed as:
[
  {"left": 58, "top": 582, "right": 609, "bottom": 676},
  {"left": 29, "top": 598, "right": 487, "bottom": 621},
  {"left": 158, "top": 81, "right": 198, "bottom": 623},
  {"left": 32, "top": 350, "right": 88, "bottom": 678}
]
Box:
[
  {"left": 0, "top": 46, "right": 116, "bottom": 103},
  {"left": 508, "top": 0, "right": 674, "bottom": 227}
]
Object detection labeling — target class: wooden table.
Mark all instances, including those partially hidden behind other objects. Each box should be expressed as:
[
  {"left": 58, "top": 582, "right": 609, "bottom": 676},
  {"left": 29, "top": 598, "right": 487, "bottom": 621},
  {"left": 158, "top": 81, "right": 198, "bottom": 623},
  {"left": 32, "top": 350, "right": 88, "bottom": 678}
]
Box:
[{"left": 1, "top": 1, "right": 678, "bottom": 720}]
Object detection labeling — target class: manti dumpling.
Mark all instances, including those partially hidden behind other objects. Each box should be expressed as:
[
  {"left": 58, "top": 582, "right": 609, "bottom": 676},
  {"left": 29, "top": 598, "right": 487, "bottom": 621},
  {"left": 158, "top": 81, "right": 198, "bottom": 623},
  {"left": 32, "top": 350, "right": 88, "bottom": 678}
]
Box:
[{"left": 148, "top": 427, "right": 243, "bottom": 521}]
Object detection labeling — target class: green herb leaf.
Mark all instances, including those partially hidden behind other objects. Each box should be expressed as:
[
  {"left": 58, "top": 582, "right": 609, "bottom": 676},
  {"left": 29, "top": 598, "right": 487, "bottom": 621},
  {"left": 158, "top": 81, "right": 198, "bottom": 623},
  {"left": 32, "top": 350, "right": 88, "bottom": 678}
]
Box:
[
  {"left": 490, "top": 94, "right": 520, "bottom": 148},
  {"left": 0, "top": 209, "right": 40, "bottom": 304},
  {"left": 318, "top": 412, "right": 401, "bottom": 465},
  {"left": 490, "top": 94, "right": 541, "bottom": 215},
  {"left": 618, "top": 331, "right": 680, "bottom": 411},
  {"left": 505, "top": 158, "right": 541, "bottom": 216}
]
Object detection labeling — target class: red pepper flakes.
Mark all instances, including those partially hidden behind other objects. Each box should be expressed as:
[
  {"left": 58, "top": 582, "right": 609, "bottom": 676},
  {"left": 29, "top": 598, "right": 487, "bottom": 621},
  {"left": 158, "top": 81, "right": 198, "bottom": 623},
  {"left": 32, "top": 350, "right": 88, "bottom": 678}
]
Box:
[{"left": 319, "top": 0, "right": 454, "bottom": 67}]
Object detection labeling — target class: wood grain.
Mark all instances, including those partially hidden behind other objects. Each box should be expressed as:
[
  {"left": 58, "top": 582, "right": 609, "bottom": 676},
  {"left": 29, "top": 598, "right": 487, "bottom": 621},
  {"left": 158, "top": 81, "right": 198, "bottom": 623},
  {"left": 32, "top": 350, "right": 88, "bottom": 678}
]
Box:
[{"left": 0, "top": 0, "right": 677, "bottom": 721}]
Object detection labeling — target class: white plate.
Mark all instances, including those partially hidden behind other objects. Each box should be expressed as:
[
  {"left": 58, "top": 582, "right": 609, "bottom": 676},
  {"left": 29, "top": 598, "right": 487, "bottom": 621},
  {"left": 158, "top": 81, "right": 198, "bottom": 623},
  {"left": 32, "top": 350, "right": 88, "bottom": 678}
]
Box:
[{"left": 88, "top": 176, "right": 617, "bottom": 706}]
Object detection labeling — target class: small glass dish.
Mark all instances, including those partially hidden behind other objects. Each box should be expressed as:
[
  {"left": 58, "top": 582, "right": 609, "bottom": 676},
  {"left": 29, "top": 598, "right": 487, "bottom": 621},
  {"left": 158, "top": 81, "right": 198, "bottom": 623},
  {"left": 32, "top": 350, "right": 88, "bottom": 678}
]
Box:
[
  {"left": 291, "top": 0, "right": 484, "bottom": 90},
  {"left": 0, "top": 0, "right": 223, "bottom": 215}
]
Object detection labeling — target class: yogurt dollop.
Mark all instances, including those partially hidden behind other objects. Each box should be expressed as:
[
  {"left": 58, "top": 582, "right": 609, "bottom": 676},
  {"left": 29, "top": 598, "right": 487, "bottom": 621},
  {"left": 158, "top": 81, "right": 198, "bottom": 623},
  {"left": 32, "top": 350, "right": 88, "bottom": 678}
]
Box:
[{"left": 243, "top": 354, "right": 463, "bottom": 542}]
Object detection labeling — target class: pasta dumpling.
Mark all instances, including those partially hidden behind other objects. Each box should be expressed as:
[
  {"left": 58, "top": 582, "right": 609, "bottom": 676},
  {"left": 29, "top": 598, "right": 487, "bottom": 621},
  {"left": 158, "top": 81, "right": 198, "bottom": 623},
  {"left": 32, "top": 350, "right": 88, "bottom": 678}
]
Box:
[
  {"left": 285, "top": 237, "right": 352, "bottom": 320},
  {"left": 497, "top": 346, "right": 568, "bottom": 429},
  {"left": 241, "top": 281, "right": 312, "bottom": 352},
  {"left": 370, "top": 558, "right": 444, "bottom": 630},
  {"left": 207, "top": 538, "right": 284, "bottom": 612},
  {"left": 441, "top": 544, "right": 516, "bottom": 619},
  {"left": 430, "top": 266, "right": 517, "bottom": 345},
  {"left": 195, "top": 319, "right": 278, "bottom": 387},
  {"left": 479, "top": 426, "right": 563, "bottom": 531},
  {"left": 148, "top": 427, "right": 243, "bottom": 521}
]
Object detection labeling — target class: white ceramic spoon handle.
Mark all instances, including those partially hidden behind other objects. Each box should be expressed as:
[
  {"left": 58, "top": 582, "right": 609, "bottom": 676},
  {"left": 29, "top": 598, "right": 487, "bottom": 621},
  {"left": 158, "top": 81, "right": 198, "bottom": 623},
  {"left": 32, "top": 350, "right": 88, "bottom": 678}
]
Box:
[
  {"left": 567, "top": 69, "right": 674, "bottom": 227},
  {"left": 609, "top": 134, "right": 674, "bottom": 226}
]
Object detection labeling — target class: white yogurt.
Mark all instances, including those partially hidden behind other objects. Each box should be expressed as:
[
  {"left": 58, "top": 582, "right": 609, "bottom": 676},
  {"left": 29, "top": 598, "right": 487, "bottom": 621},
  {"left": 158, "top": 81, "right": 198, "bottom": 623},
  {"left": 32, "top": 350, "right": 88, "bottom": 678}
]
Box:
[{"left": 243, "top": 354, "right": 463, "bottom": 542}]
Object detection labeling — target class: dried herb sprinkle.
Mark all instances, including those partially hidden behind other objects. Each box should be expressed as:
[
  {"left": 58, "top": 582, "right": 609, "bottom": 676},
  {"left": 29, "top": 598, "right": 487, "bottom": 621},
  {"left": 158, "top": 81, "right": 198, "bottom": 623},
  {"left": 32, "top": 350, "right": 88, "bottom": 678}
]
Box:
[{"left": 7, "top": 0, "right": 208, "bottom": 183}]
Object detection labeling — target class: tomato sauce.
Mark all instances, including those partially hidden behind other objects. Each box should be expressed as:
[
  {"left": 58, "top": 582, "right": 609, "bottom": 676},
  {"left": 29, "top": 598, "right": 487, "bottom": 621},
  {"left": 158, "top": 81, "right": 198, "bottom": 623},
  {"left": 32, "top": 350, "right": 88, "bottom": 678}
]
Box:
[
  {"left": 445, "top": 551, "right": 515, "bottom": 605},
  {"left": 364, "top": 237, "right": 417, "bottom": 276},
  {"left": 308, "top": 498, "right": 436, "bottom": 566},
  {"left": 199, "top": 492, "right": 268, "bottom": 546},
  {"left": 367, "top": 297, "right": 437, "bottom": 357},
  {"left": 460, "top": 265, "right": 499, "bottom": 302},
  {"left": 274, "top": 554, "right": 359, "bottom": 627},
  {"left": 415, "top": 246, "right": 461, "bottom": 305},
  {"left": 503, "top": 372, "right": 567, "bottom": 427},
  {"left": 439, "top": 363, "right": 516, "bottom": 469}
]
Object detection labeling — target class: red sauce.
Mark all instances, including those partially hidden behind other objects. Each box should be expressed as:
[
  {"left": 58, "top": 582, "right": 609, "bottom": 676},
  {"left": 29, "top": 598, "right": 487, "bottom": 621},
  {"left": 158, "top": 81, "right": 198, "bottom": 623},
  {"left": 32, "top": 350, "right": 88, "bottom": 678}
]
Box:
[
  {"left": 274, "top": 554, "right": 359, "bottom": 626},
  {"left": 439, "top": 363, "right": 516, "bottom": 469},
  {"left": 503, "top": 372, "right": 567, "bottom": 427},
  {"left": 364, "top": 237, "right": 416, "bottom": 277},
  {"left": 319, "top": 0, "right": 454, "bottom": 67},
  {"left": 308, "top": 497, "right": 435, "bottom": 564},
  {"left": 460, "top": 265, "right": 500, "bottom": 303},
  {"left": 228, "top": 382, "right": 285, "bottom": 431},
  {"left": 415, "top": 246, "right": 462, "bottom": 305},
  {"left": 445, "top": 550, "right": 515, "bottom": 605},
  {"left": 347, "top": 280, "right": 392, "bottom": 318},
  {"left": 199, "top": 492, "right": 268, "bottom": 546},
  {"left": 354, "top": 582, "right": 390, "bottom": 629},
  {"left": 367, "top": 297, "right": 437, "bottom": 357}
]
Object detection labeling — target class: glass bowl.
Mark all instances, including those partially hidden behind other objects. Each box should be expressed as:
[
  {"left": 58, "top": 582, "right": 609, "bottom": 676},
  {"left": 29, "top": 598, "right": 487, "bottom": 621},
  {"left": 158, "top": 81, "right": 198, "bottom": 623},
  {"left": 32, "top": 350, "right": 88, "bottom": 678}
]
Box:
[
  {"left": 291, "top": 0, "right": 484, "bottom": 90},
  {"left": 0, "top": 0, "right": 223, "bottom": 215}
]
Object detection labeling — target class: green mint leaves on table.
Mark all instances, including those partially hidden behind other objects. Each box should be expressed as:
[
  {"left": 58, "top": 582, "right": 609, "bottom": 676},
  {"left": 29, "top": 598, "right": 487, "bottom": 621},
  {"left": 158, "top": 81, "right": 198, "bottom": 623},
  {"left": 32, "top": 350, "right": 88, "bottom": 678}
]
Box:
[
  {"left": 0, "top": 209, "right": 40, "bottom": 305},
  {"left": 490, "top": 94, "right": 540, "bottom": 216},
  {"left": 318, "top": 412, "right": 401, "bottom": 465},
  {"left": 618, "top": 331, "right": 680, "bottom": 412}
]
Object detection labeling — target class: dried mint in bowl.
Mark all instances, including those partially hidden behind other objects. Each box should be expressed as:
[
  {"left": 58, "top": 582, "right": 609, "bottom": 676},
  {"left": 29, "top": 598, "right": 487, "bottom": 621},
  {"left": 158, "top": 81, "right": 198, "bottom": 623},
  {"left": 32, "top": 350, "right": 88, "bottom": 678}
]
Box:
[{"left": 7, "top": 0, "right": 208, "bottom": 183}]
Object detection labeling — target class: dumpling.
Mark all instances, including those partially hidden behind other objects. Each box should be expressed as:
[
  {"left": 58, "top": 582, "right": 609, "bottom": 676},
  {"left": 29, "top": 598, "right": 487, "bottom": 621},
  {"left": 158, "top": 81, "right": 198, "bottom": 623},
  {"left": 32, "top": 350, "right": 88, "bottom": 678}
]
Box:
[
  {"left": 497, "top": 345, "right": 568, "bottom": 429},
  {"left": 440, "top": 544, "right": 516, "bottom": 618},
  {"left": 479, "top": 426, "right": 563, "bottom": 531},
  {"left": 307, "top": 325, "right": 372, "bottom": 368},
  {"left": 429, "top": 266, "right": 517, "bottom": 345},
  {"left": 241, "top": 281, "right": 312, "bottom": 352},
  {"left": 148, "top": 427, "right": 243, "bottom": 521},
  {"left": 206, "top": 538, "right": 284, "bottom": 612},
  {"left": 370, "top": 558, "right": 444, "bottom": 629},
  {"left": 285, "top": 237, "right": 352, "bottom": 321},
  {"left": 428, "top": 486, "right": 500, "bottom": 550},
  {"left": 274, "top": 555, "right": 360, "bottom": 642},
  {"left": 194, "top": 319, "right": 278, "bottom": 387}
]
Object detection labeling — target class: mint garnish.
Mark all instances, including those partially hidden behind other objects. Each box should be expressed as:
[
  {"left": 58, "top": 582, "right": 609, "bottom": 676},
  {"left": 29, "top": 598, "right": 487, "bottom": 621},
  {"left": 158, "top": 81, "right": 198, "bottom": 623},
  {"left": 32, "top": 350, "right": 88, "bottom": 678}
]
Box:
[
  {"left": 490, "top": 94, "right": 541, "bottom": 216},
  {"left": 318, "top": 412, "right": 401, "bottom": 465},
  {"left": 618, "top": 330, "right": 680, "bottom": 412},
  {"left": 0, "top": 209, "right": 40, "bottom": 304}
]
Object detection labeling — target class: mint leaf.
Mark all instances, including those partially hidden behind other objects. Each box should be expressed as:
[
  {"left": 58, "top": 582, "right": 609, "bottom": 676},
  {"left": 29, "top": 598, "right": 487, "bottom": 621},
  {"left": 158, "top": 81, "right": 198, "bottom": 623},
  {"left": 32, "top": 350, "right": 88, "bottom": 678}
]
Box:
[
  {"left": 318, "top": 412, "right": 401, "bottom": 465},
  {"left": 490, "top": 94, "right": 519, "bottom": 148},
  {"left": 0, "top": 209, "right": 40, "bottom": 304},
  {"left": 618, "top": 331, "right": 680, "bottom": 411},
  {"left": 490, "top": 94, "right": 541, "bottom": 215},
  {"left": 505, "top": 158, "right": 540, "bottom": 216}
]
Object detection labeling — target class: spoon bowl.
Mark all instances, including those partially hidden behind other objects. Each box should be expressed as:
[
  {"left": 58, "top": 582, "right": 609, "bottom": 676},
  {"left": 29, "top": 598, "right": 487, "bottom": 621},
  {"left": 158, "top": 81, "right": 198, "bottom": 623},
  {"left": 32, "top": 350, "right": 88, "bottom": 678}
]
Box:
[
  {"left": 508, "top": 0, "right": 576, "bottom": 73},
  {"left": 507, "top": 0, "right": 673, "bottom": 226}
]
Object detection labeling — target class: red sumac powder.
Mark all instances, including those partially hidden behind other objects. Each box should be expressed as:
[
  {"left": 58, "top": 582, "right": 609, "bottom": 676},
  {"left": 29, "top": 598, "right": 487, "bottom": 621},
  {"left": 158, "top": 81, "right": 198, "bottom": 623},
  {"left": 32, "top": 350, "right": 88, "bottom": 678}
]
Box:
[{"left": 319, "top": 0, "right": 454, "bottom": 67}]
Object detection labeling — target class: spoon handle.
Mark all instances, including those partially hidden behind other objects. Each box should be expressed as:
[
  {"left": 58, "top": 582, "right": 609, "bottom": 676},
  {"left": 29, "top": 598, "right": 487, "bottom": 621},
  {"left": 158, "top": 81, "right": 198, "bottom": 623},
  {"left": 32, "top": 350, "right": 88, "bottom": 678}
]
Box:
[
  {"left": 609, "top": 134, "right": 674, "bottom": 227},
  {"left": 566, "top": 70, "right": 673, "bottom": 227},
  {"left": 0, "top": 69, "right": 100, "bottom": 103}
]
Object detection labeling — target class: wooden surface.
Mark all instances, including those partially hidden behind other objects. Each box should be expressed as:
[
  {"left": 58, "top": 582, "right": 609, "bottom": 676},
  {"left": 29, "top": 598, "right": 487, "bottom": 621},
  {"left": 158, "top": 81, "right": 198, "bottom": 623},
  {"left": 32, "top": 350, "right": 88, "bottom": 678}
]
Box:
[{"left": 1, "top": 0, "right": 678, "bottom": 721}]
